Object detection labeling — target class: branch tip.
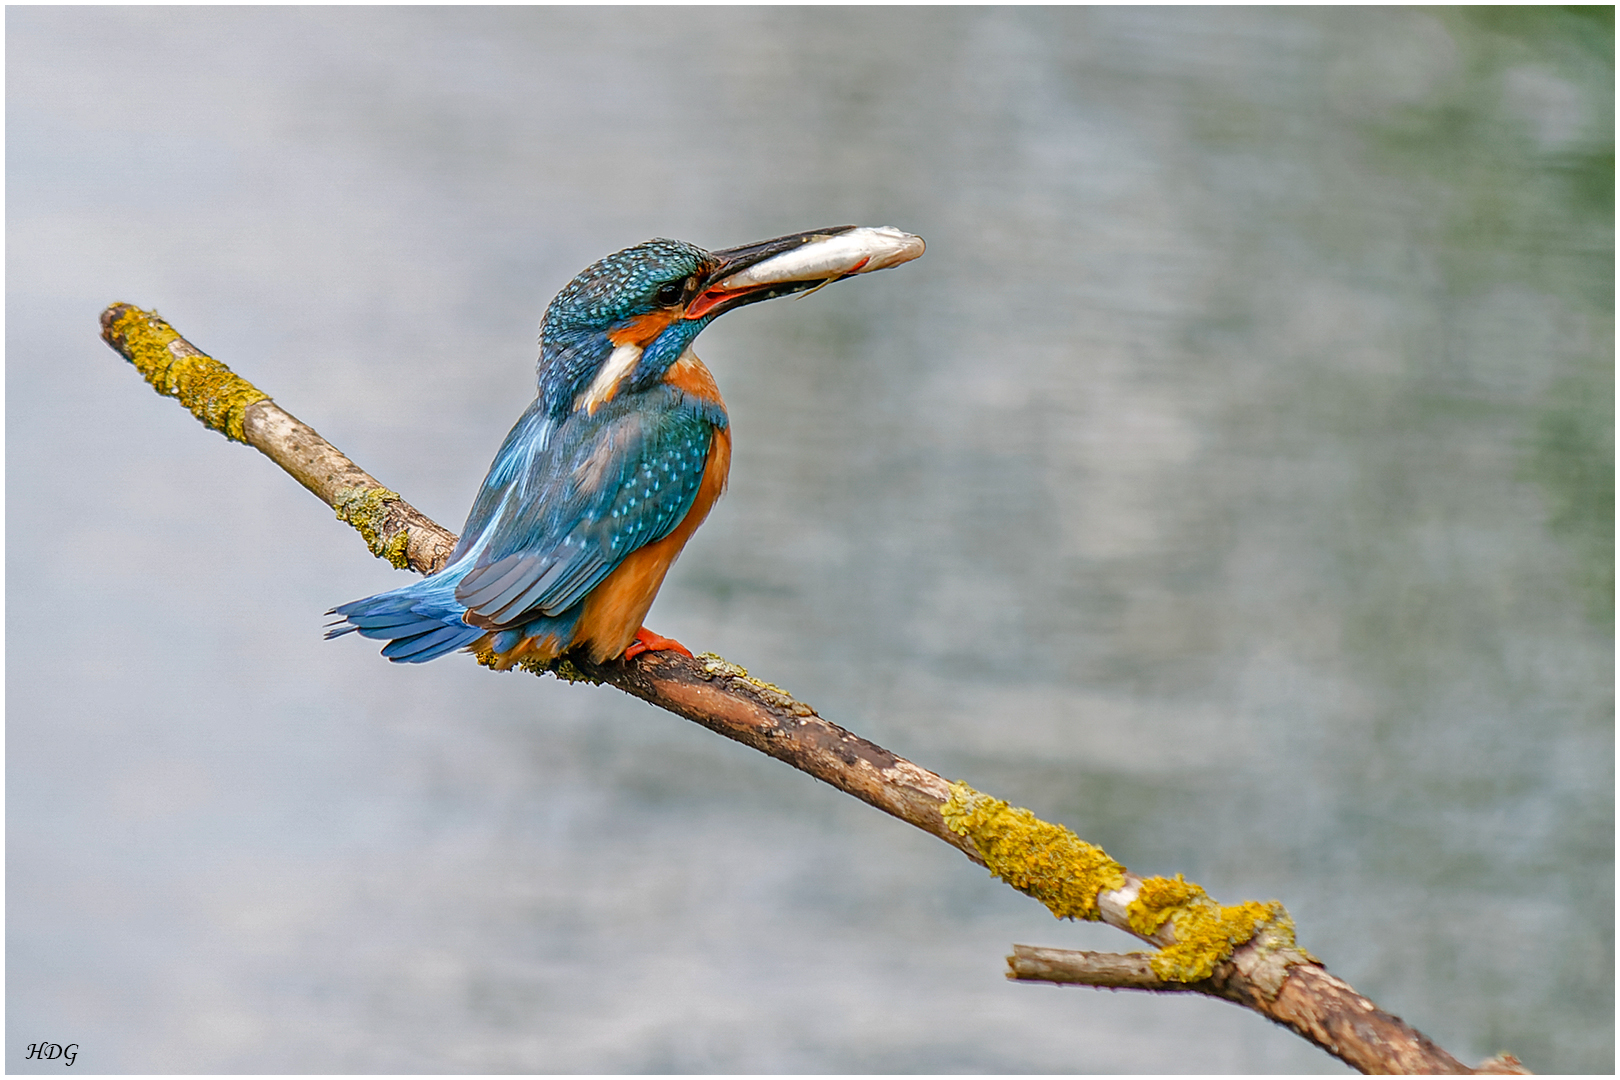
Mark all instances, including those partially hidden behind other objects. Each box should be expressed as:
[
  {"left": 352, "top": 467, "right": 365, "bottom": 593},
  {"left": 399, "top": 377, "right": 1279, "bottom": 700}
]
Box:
[{"left": 100, "top": 302, "right": 268, "bottom": 442}]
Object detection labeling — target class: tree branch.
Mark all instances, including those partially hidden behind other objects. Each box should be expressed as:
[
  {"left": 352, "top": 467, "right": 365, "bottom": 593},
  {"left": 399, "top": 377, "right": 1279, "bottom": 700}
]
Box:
[
  {"left": 1006, "top": 946, "right": 1528, "bottom": 1075},
  {"left": 99, "top": 302, "right": 1528, "bottom": 1075}
]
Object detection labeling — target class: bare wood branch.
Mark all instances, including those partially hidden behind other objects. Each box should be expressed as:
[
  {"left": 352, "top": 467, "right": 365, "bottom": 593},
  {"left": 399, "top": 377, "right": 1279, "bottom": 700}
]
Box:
[
  {"left": 1007, "top": 946, "right": 1171, "bottom": 990},
  {"left": 1008, "top": 945, "right": 1531, "bottom": 1075},
  {"left": 99, "top": 302, "right": 1527, "bottom": 1075},
  {"left": 558, "top": 650, "right": 983, "bottom": 858}
]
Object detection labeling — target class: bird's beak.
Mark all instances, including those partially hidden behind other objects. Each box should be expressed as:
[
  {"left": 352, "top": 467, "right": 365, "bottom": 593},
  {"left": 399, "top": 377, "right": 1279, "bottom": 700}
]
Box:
[{"left": 684, "top": 225, "right": 925, "bottom": 321}]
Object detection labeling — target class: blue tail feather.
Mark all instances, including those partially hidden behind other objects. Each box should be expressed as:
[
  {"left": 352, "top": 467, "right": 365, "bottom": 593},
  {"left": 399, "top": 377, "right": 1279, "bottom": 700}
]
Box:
[
  {"left": 346, "top": 615, "right": 448, "bottom": 635},
  {"left": 381, "top": 623, "right": 483, "bottom": 662},
  {"left": 327, "top": 568, "right": 486, "bottom": 664},
  {"left": 488, "top": 629, "right": 525, "bottom": 654},
  {"left": 329, "top": 559, "right": 587, "bottom": 665}
]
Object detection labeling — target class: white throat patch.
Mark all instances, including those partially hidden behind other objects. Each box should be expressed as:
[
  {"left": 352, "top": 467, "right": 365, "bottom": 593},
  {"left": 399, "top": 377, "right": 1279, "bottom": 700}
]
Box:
[{"left": 575, "top": 341, "right": 643, "bottom": 415}]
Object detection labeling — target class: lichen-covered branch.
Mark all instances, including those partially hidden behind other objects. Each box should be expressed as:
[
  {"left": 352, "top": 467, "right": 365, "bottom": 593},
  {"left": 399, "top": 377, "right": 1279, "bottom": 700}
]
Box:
[
  {"left": 99, "top": 303, "right": 1527, "bottom": 1075},
  {"left": 1006, "top": 946, "right": 1528, "bottom": 1075},
  {"left": 100, "top": 303, "right": 458, "bottom": 573}
]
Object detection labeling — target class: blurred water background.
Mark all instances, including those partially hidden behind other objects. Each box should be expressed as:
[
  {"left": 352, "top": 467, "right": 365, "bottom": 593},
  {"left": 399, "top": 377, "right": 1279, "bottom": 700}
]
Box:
[{"left": 7, "top": 7, "right": 1612, "bottom": 1074}]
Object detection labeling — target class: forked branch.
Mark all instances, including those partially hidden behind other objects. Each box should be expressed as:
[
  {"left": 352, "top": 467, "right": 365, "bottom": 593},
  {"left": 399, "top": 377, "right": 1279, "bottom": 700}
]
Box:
[{"left": 100, "top": 302, "right": 1527, "bottom": 1076}]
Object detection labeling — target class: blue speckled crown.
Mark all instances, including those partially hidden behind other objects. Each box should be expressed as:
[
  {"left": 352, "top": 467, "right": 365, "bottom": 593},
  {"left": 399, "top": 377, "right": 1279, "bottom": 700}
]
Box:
[{"left": 541, "top": 239, "right": 708, "bottom": 340}]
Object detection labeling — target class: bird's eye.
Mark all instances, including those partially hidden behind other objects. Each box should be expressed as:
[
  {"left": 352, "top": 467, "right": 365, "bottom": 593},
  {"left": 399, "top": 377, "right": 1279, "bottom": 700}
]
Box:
[{"left": 655, "top": 281, "right": 684, "bottom": 305}]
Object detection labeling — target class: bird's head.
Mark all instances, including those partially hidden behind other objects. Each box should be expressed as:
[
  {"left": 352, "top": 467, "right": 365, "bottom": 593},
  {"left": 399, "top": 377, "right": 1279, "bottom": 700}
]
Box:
[{"left": 537, "top": 225, "right": 924, "bottom": 417}]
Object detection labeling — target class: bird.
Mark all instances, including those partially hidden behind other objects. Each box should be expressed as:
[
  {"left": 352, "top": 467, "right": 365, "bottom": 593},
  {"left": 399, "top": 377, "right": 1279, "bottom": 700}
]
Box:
[{"left": 327, "top": 225, "right": 925, "bottom": 669}]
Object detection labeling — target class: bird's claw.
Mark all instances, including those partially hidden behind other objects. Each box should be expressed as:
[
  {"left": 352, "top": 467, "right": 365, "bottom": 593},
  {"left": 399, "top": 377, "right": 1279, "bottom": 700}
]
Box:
[{"left": 622, "top": 627, "right": 694, "bottom": 662}]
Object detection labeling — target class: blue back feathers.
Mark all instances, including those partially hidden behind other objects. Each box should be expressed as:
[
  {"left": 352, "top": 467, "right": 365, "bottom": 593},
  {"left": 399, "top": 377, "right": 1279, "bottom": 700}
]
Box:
[{"left": 452, "top": 385, "right": 723, "bottom": 628}]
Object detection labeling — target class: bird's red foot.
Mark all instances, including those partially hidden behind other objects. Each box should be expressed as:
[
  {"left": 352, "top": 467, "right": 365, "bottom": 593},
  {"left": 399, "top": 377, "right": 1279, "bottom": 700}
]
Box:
[{"left": 622, "top": 627, "right": 694, "bottom": 662}]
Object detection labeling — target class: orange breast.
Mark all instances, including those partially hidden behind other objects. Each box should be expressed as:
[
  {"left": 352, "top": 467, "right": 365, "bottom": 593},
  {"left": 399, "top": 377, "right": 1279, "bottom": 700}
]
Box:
[
  {"left": 608, "top": 309, "right": 679, "bottom": 348},
  {"left": 572, "top": 351, "right": 730, "bottom": 662},
  {"left": 661, "top": 347, "right": 725, "bottom": 405}
]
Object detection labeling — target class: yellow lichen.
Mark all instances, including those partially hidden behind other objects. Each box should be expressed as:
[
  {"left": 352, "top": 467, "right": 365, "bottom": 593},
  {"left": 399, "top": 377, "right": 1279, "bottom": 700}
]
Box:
[
  {"left": 698, "top": 653, "right": 749, "bottom": 679},
  {"left": 543, "top": 656, "right": 600, "bottom": 684},
  {"left": 940, "top": 785, "right": 1298, "bottom": 984},
  {"left": 1125, "top": 873, "right": 1208, "bottom": 938},
  {"left": 940, "top": 782, "right": 1126, "bottom": 921},
  {"left": 474, "top": 647, "right": 603, "bottom": 685},
  {"left": 1127, "top": 873, "right": 1292, "bottom": 982},
  {"left": 109, "top": 305, "right": 268, "bottom": 442},
  {"left": 696, "top": 652, "right": 814, "bottom": 715},
  {"left": 332, "top": 486, "right": 411, "bottom": 568}
]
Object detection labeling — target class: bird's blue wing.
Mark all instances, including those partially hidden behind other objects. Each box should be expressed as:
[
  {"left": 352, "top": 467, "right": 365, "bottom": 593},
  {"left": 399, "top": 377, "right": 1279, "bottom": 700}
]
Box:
[{"left": 453, "top": 386, "right": 723, "bottom": 629}]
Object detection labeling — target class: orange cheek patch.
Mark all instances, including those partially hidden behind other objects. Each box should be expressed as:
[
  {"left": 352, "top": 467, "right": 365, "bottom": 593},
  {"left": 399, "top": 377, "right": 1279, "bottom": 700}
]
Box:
[{"left": 608, "top": 309, "right": 679, "bottom": 348}]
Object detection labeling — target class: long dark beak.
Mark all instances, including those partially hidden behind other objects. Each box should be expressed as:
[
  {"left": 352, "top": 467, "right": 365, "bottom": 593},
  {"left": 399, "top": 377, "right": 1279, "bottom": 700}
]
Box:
[{"left": 685, "top": 225, "right": 925, "bottom": 320}]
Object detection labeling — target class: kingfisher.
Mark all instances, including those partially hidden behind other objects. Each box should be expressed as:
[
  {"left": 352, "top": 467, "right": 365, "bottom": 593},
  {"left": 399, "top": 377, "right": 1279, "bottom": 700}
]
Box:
[{"left": 328, "top": 225, "right": 925, "bottom": 668}]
